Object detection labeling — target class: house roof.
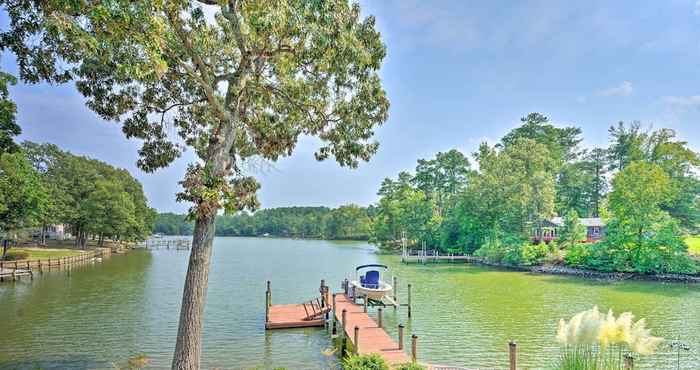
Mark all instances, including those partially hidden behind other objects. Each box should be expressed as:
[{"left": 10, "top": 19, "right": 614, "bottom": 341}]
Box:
[{"left": 550, "top": 217, "right": 605, "bottom": 227}]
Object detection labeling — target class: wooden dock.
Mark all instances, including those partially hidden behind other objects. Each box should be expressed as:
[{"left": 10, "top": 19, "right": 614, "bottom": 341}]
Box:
[
  {"left": 333, "top": 293, "right": 410, "bottom": 365},
  {"left": 0, "top": 267, "right": 33, "bottom": 282},
  {"left": 265, "top": 281, "right": 331, "bottom": 330},
  {"left": 266, "top": 304, "right": 326, "bottom": 329},
  {"left": 264, "top": 280, "right": 520, "bottom": 370}
]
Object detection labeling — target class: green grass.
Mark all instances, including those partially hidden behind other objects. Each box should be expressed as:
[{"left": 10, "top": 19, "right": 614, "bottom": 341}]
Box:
[
  {"left": 6, "top": 247, "right": 84, "bottom": 260},
  {"left": 685, "top": 236, "right": 700, "bottom": 256}
]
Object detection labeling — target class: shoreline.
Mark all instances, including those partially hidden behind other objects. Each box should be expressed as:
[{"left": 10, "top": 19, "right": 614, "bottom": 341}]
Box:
[{"left": 459, "top": 258, "right": 700, "bottom": 284}]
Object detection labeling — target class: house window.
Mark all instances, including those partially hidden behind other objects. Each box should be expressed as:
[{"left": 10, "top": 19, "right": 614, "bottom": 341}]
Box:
[{"left": 591, "top": 227, "right": 600, "bottom": 235}]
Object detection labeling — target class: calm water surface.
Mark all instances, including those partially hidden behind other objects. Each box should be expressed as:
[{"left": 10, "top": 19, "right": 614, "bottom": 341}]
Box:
[{"left": 0, "top": 237, "right": 699, "bottom": 369}]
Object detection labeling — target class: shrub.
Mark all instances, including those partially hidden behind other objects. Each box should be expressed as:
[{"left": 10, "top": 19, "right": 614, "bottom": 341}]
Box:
[
  {"left": 522, "top": 243, "right": 549, "bottom": 265},
  {"left": 552, "top": 306, "right": 663, "bottom": 370},
  {"left": 564, "top": 243, "right": 591, "bottom": 267},
  {"left": 342, "top": 353, "right": 390, "bottom": 370}
]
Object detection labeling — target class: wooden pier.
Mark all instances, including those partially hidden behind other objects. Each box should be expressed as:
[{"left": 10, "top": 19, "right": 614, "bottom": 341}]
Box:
[
  {"left": 265, "top": 279, "right": 520, "bottom": 370},
  {"left": 333, "top": 293, "right": 410, "bottom": 365},
  {"left": 0, "top": 267, "right": 33, "bottom": 282},
  {"left": 137, "top": 238, "right": 191, "bottom": 250},
  {"left": 265, "top": 281, "right": 331, "bottom": 329}
]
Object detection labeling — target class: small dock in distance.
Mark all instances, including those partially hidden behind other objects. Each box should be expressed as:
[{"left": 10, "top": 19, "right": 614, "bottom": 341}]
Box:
[{"left": 0, "top": 267, "right": 33, "bottom": 282}]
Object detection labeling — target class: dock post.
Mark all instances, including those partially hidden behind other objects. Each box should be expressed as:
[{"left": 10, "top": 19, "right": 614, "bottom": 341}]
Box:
[
  {"left": 342, "top": 309, "right": 347, "bottom": 338},
  {"left": 509, "top": 341, "right": 517, "bottom": 370},
  {"left": 332, "top": 316, "right": 337, "bottom": 336},
  {"left": 353, "top": 326, "right": 359, "bottom": 355},
  {"left": 377, "top": 307, "right": 383, "bottom": 328},
  {"left": 266, "top": 281, "right": 271, "bottom": 307},
  {"left": 332, "top": 293, "right": 337, "bottom": 323},
  {"left": 265, "top": 282, "right": 271, "bottom": 325},
  {"left": 623, "top": 354, "right": 634, "bottom": 369},
  {"left": 407, "top": 283, "right": 412, "bottom": 318},
  {"left": 398, "top": 324, "right": 404, "bottom": 350},
  {"left": 342, "top": 309, "right": 348, "bottom": 353},
  {"left": 393, "top": 276, "right": 398, "bottom": 308},
  {"left": 411, "top": 334, "right": 417, "bottom": 362},
  {"left": 344, "top": 278, "right": 349, "bottom": 295},
  {"left": 363, "top": 295, "right": 368, "bottom": 313}
]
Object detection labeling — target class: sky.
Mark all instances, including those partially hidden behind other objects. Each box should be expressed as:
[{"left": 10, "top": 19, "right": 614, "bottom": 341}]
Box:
[{"left": 2, "top": 0, "right": 700, "bottom": 213}]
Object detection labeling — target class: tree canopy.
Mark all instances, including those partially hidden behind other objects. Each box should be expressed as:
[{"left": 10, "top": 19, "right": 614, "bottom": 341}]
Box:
[{"left": 1, "top": 1, "right": 389, "bottom": 367}]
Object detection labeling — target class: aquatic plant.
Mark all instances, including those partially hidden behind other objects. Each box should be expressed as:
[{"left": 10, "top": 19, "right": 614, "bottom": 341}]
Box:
[{"left": 552, "top": 306, "right": 663, "bottom": 370}]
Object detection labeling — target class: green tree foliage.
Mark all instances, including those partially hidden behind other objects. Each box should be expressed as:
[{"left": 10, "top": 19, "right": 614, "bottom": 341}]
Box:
[
  {"left": 0, "top": 150, "right": 47, "bottom": 257},
  {"left": 606, "top": 124, "right": 700, "bottom": 230},
  {"left": 21, "top": 142, "right": 156, "bottom": 247},
  {"left": 500, "top": 112, "right": 582, "bottom": 171},
  {"left": 558, "top": 210, "right": 586, "bottom": 250},
  {"left": 155, "top": 206, "right": 371, "bottom": 239},
  {"left": 607, "top": 121, "right": 648, "bottom": 172},
  {"left": 372, "top": 150, "right": 469, "bottom": 251},
  {"left": 600, "top": 162, "right": 694, "bottom": 273},
  {"left": 323, "top": 205, "right": 372, "bottom": 240},
  {"left": 372, "top": 114, "right": 698, "bottom": 274},
  {"left": 411, "top": 149, "right": 472, "bottom": 216},
  {"left": 0, "top": 71, "right": 19, "bottom": 154},
  {"left": 555, "top": 149, "right": 609, "bottom": 217},
  {"left": 0, "top": 2, "right": 389, "bottom": 365}
]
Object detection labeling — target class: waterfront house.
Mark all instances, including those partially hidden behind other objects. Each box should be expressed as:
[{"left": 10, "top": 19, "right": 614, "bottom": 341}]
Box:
[{"left": 532, "top": 217, "right": 605, "bottom": 243}]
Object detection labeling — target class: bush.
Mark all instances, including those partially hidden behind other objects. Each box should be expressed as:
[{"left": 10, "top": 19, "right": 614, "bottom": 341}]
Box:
[
  {"left": 564, "top": 243, "right": 591, "bottom": 267},
  {"left": 342, "top": 354, "right": 390, "bottom": 370},
  {"left": 475, "top": 233, "right": 525, "bottom": 265},
  {"left": 521, "top": 243, "right": 549, "bottom": 265}
]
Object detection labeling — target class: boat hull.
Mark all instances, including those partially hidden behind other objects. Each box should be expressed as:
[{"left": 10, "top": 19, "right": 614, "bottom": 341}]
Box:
[{"left": 350, "top": 280, "right": 393, "bottom": 300}]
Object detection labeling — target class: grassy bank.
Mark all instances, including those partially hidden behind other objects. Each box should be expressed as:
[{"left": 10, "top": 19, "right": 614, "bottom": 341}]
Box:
[
  {"left": 687, "top": 236, "right": 700, "bottom": 256},
  {"left": 5, "top": 247, "right": 84, "bottom": 260}
]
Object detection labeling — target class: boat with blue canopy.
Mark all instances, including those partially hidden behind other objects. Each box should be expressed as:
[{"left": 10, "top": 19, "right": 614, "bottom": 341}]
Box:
[{"left": 350, "top": 264, "right": 395, "bottom": 303}]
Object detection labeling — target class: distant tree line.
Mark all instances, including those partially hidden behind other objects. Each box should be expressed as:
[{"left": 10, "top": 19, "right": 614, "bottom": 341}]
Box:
[
  {"left": 1, "top": 141, "right": 156, "bottom": 256},
  {"left": 155, "top": 205, "right": 373, "bottom": 240},
  {"left": 372, "top": 113, "right": 699, "bottom": 274}
]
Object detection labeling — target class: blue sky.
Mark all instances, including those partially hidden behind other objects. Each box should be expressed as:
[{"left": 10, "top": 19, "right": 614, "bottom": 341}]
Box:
[{"left": 3, "top": 0, "right": 700, "bottom": 213}]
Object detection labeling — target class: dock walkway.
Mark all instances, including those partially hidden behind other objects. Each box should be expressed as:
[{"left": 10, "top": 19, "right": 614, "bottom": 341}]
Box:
[{"left": 333, "top": 294, "right": 409, "bottom": 365}]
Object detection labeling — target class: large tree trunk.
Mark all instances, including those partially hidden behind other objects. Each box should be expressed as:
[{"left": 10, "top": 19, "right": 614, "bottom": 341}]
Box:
[{"left": 171, "top": 210, "right": 217, "bottom": 370}]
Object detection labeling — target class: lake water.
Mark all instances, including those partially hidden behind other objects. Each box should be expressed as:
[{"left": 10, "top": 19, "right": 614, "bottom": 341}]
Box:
[{"left": 1, "top": 237, "right": 699, "bottom": 369}]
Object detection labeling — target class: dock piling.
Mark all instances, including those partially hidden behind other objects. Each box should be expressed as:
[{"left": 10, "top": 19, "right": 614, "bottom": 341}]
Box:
[
  {"left": 377, "top": 307, "right": 383, "bottom": 328},
  {"left": 342, "top": 309, "right": 347, "bottom": 337},
  {"left": 393, "top": 276, "right": 398, "bottom": 308},
  {"left": 398, "top": 324, "right": 404, "bottom": 350},
  {"left": 266, "top": 281, "right": 272, "bottom": 307},
  {"left": 354, "top": 326, "right": 359, "bottom": 355},
  {"left": 411, "top": 334, "right": 417, "bottom": 362},
  {"left": 407, "top": 283, "right": 412, "bottom": 318},
  {"left": 509, "top": 341, "right": 517, "bottom": 370},
  {"left": 363, "top": 295, "right": 368, "bottom": 313}
]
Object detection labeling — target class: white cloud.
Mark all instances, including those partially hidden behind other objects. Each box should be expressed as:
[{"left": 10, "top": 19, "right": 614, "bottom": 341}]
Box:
[
  {"left": 598, "top": 81, "right": 634, "bottom": 97},
  {"left": 663, "top": 95, "right": 700, "bottom": 111}
]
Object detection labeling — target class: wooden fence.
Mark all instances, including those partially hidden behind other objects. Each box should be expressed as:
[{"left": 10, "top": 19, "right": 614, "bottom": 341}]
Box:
[{"left": 0, "top": 249, "right": 104, "bottom": 271}]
